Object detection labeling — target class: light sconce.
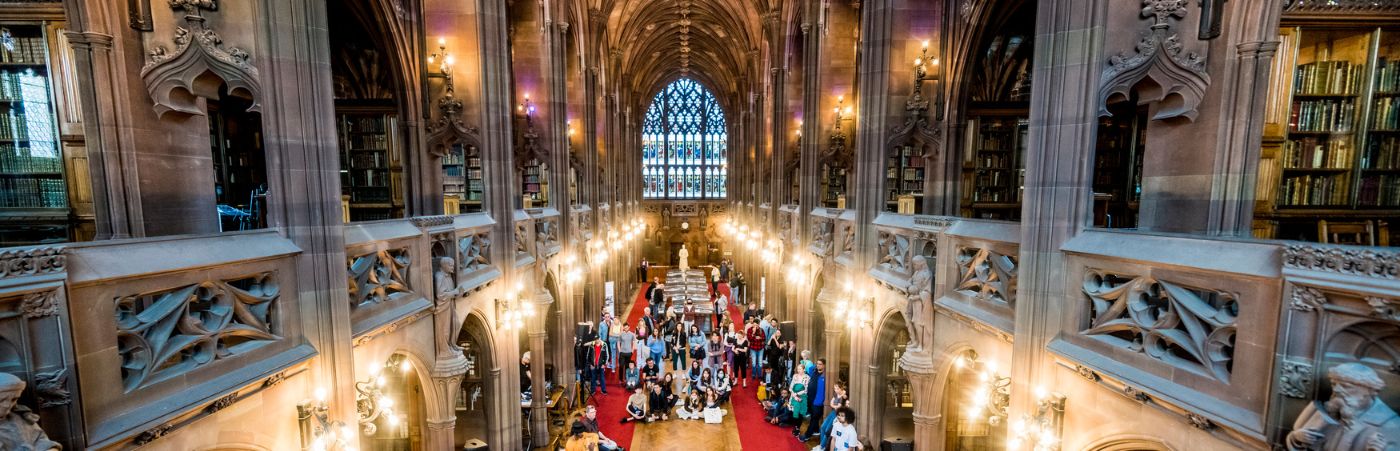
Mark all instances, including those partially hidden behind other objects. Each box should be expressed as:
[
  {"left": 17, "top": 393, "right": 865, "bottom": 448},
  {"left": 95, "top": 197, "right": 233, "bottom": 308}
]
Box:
[
  {"left": 298, "top": 388, "right": 356, "bottom": 451},
  {"left": 1008, "top": 387, "right": 1067, "bottom": 451},
  {"left": 561, "top": 253, "right": 583, "bottom": 285},
  {"left": 953, "top": 350, "right": 1010, "bottom": 426},
  {"left": 427, "top": 37, "right": 456, "bottom": 95},
  {"left": 834, "top": 285, "right": 874, "bottom": 331},
  {"left": 496, "top": 283, "right": 534, "bottom": 330},
  {"left": 832, "top": 95, "right": 854, "bottom": 132},
  {"left": 911, "top": 39, "right": 944, "bottom": 121},
  {"left": 354, "top": 357, "right": 411, "bottom": 437},
  {"left": 518, "top": 95, "right": 536, "bottom": 119}
]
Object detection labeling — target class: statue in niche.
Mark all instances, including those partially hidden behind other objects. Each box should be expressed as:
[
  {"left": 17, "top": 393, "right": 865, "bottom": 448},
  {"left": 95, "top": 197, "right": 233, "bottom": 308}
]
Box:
[
  {"left": 661, "top": 207, "right": 672, "bottom": 229},
  {"left": 905, "top": 255, "right": 933, "bottom": 353},
  {"left": 678, "top": 244, "right": 690, "bottom": 271},
  {"left": 1288, "top": 363, "right": 1400, "bottom": 451},
  {"left": 434, "top": 256, "right": 462, "bottom": 302},
  {"left": 0, "top": 372, "right": 59, "bottom": 450}
]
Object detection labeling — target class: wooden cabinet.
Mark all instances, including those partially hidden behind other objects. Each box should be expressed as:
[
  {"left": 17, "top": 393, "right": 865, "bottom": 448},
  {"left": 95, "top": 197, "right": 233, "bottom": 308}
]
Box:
[
  {"left": 337, "top": 107, "right": 404, "bottom": 222},
  {"left": 961, "top": 111, "right": 1028, "bottom": 221}
]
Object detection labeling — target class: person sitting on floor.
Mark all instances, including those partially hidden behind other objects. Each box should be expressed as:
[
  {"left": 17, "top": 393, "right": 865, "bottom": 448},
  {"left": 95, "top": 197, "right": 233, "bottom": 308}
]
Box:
[
  {"left": 647, "top": 382, "right": 670, "bottom": 422},
  {"left": 686, "top": 359, "right": 703, "bottom": 392},
  {"left": 676, "top": 389, "right": 704, "bottom": 420},
  {"left": 659, "top": 372, "right": 679, "bottom": 406},
  {"left": 766, "top": 389, "right": 801, "bottom": 427},
  {"left": 621, "top": 387, "right": 648, "bottom": 423},
  {"left": 712, "top": 363, "right": 733, "bottom": 403},
  {"left": 702, "top": 387, "right": 727, "bottom": 424},
  {"left": 579, "top": 405, "right": 624, "bottom": 451},
  {"left": 641, "top": 358, "right": 660, "bottom": 384},
  {"left": 564, "top": 420, "right": 598, "bottom": 451},
  {"left": 623, "top": 361, "right": 640, "bottom": 391},
  {"left": 696, "top": 368, "right": 714, "bottom": 395}
]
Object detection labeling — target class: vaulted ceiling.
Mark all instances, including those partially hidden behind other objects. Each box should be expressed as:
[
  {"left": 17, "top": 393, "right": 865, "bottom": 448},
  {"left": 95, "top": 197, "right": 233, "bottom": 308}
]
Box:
[{"left": 595, "top": 0, "right": 778, "bottom": 110}]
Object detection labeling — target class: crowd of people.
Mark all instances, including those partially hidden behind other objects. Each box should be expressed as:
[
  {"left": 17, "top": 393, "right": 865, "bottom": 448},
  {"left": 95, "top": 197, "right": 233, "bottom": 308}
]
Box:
[{"left": 569, "top": 265, "right": 862, "bottom": 451}]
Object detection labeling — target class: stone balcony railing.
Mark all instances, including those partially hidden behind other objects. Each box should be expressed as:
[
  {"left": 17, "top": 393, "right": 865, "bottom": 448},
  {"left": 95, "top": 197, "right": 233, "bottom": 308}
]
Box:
[{"left": 937, "top": 218, "right": 1020, "bottom": 336}]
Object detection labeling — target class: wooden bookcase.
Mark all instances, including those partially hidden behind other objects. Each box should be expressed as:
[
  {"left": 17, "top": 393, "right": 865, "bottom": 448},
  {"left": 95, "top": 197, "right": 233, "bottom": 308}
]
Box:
[
  {"left": 821, "top": 162, "right": 848, "bottom": 208},
  {"left": 442, "top": 143, "right": 483, "bottom": 213},
  {"left": 1256, "top": 25, "right": 1400, "bottom": 244},
  {"left": 885, "top": 145, "right": 926, "bottom": 212},
  {"left": 0, "top": 20, "right": 89, "bottom": 246},
  {"left": 336, "top": 106, "right": 404, "bottom": 222},
  {"left": 521, "top": 158, "right": 548, "bottom": 207},
  {"left": 961, "top": 109, "right": 1029, "bottom": 221}
]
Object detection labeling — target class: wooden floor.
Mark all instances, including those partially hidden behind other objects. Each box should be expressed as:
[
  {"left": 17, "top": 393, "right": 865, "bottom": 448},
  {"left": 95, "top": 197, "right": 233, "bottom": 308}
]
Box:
[{"left": 629, "top": 410, "right": 744, "bottom": 451}]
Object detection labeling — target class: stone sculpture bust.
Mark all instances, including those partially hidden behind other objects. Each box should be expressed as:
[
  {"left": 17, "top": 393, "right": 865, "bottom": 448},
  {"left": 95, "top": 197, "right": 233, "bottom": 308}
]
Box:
[
  {"left": 0, "top": 372, "right": 60, "bottom": 450},
  {"left": 434, "top": 256, "right": 462, "bottom": 302},
  {"left": 1288, "top": 363, "right": 1400, "bottom": 451}
]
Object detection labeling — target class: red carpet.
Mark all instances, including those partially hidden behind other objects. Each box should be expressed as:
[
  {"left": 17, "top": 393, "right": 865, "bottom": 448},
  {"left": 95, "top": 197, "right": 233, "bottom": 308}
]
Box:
[
  {"left": 722, "top": 282, "right": 809, "bottom": 451},
  {"left": 586, "top": 282, "right": 651, "bottom": 448}
]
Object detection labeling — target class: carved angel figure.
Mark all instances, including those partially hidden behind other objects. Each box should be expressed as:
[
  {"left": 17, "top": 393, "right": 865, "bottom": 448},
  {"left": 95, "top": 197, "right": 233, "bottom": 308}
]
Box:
[
  {"left": 905, "top": 255, "right": 933, "bottom": 352},
  {"left": 0, "top": 372, "right": 60, "bottom": 450}
]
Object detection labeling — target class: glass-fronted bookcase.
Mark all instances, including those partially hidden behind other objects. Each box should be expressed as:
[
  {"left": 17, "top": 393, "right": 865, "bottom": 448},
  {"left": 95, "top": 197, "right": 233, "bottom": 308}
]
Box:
[
  {"left": 1255, "top": 26, "right": 1400, "bottom": 245},
  {"left": 0, "top": 18, "right": 90, "bottom": 247},
  {"left": 336, "top": 106, "right": 405, "bottom": 222}
]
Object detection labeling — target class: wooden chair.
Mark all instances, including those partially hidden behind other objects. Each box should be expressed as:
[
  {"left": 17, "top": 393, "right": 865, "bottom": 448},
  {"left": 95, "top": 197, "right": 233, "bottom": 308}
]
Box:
[{"left": 1318, "top": 220, "right": 1382, "bottom": 246}]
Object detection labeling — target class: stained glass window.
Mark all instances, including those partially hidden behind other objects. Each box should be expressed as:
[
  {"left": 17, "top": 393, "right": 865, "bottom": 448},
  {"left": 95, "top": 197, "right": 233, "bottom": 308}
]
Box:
[{"left": 641, "top": 78, "right": 727, "bottom": 199}]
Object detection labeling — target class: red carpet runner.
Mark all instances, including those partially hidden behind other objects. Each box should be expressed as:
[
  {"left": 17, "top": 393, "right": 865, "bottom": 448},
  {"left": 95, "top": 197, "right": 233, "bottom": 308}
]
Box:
[{"left": 721, "top": 283, "right": 809, "bottom": 451}]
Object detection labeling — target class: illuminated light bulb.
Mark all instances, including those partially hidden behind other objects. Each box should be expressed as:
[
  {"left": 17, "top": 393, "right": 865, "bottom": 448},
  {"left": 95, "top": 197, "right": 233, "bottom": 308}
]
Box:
[
  {"left": 931, "top": 57, "right": 940, "bottom": 67},
  {"left": 439, "top": 37, "right": 447, "bottom": 46},
  {"left": 427, "top": 55, "right": 436, "bottom": 64},
  {"left": 445, "top": 55, "right": 455, "bottom": 66},
  {"left": 381, "top": 397, "right": 395, "bottom": 409},
  {"left": 400, "top": 359, "right": 412, "bottom": 373},
  {"left": 838, "top": 95, "right": 844, "bottom": 102},
  {"left": 979, "top": 371, "right": 990, "bottom": 382},
  {"left": 341, "top": 425, "right": 353, "bottom": 440},
  {"left": 387, "top": 413, "right": 400, "bottom": 426},
  {"left": 954, "top": 356, "right": 965, "bottom": 369},
  {"left": 314, "top": 387, "right": 328, "bottom": 402},
  {"left": 311, "top": 437, "right": 327, "bottom": 451},
  {"left": 921, "top": 40, "right": 930, "bottom": 49},
  {"left": 514, "top": 281, "right": 524, "bottom": 293},
  {"left": 597, "top": 250, "right": 609, "bottom": 262},
  {"left": 1034, "top": 386, "right": 1048, "bottom": 401},
  {"left": 914, "top": 58, "right": 922, "bottom": 66},
  {"left": 1007, "top": 438, "right": 1022, "bottom": 450},
  {"left": 376, "top": 376, "right": 386, "bottom": 387},
  {"left": 844, "top": 107, "right": 853, "bottom": 115},
  {"left": 986, "top": 361, "right": 998, "bottom": 375},
  {"left": 369, "top": 364, "right": 381, "bottom": 376}
]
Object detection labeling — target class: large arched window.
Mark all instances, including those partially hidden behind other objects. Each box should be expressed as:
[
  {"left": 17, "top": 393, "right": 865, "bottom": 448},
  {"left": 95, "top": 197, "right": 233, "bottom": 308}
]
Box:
[{"left": 642, "top": 78, "right": 727, "bottom": 199}]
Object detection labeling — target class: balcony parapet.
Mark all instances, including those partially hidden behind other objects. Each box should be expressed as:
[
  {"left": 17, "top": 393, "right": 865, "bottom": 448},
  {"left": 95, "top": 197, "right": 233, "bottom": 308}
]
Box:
[
  {"left": 867, "top": 213, "right": 950, "bottom": 291},
  {"left": 937, "top": 218, "right": 1020, "bottom": 335},
  {"left": 1048, "top": 230, "right": 1281, "bottom": 445},
  {"left": 529, "top": 208, "right": 563, "bottom": 259},
  {"left": 778, "top": 204, "right": 799, "bottom": 247}
]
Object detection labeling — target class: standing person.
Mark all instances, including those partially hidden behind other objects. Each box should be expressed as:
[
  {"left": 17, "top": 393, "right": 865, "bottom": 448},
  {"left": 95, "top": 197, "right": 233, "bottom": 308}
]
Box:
[
  {"left": 800, "top": 359, "right": 827, "bottom": 441},
  {"left": 647, "top": 332, "right": 666, "bottom": 370},
  {"left": 635, "top": 324, "right": 652, "bottom": 367},
  {"left": 788, "top": 369, "right": 810, "bottom": 424},
  {"left": 607, "top": 312, "right": 621, "bottom": 371},
  {"left": 668, "top": 322, "right": 687, "bottom": 370},
  {"left": 760, "top": 315, "right": 777, "bottom": 346},
  {"left": 592, "top": 339, "right": 608, "bottom": 395},
  {"left": 639, "top": 258, "right": 649, "bottom": 285},
  {"left": 710, "top": 265, "right": 721, "bottom": 294},
  {"left": 682, "top": 300, "right": 697, "bottom": 332},
  {"left": 828, "top": 408, "right": 859, "bottom": 451},
  {"left": 640, "top": 308, "right": 656, "bottom": 339},
  {"left": 747, "top": 318, "right": 766, "bottom": 380},
  {"left": 579, "top": 405, "right": 624, "bottom": 451},
  {"left": 650, "top": 284, "right": 666, "bottom": 311},
  {"left": 598, "top": 311, "right": 613, "bottom": 371},
  {"left": 688, "top": 324, "right": 706, "bottom": 369},
  {"left": 617, "top": 324, "right": 636, "bottom": 383},
  {"left": 766, "top": 331, "right": 787, "bottom": 388},
  {"left": 719, "top": 258, "right": 730, "bottom": 282},
  {"left": 744, "top": 302, "right": 763, "bottom": 324},
  {"left": 723, "top": 323, "right": 738, "bottom": 372},
  {"left": 815, "top": 384, "right": 849, "bottom": 451},
  {"left": 734, "top": 332, "right": 750, "bottom": 387},
  {"left": 706, "top": 332, "right": 726, "bottom": 370},
  {"left": 733, "top": 272, "right": 746, "bottom": 304},
  {"left": 644, "top": 279, "right": 657, "bottom": 305}
]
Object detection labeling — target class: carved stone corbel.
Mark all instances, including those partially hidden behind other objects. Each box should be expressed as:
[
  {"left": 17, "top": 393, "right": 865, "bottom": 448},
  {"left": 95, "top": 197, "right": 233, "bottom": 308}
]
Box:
[{"left": 142, "top": 0, "right": 262, "bottom": 118}]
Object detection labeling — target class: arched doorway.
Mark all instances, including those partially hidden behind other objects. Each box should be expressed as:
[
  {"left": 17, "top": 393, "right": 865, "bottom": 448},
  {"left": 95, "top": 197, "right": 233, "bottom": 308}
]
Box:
[
  {"left": 873, "top": 311, "right": 913, "bottom": 441},
  {"left": 362, "top": 353, "right": 428, "bottom": 451},
  {"left": 454, "top": 314, "right": 496, "bottom": 448},
  {"left": 942, "top": 350, "right": 1008, "bottom": 451}
]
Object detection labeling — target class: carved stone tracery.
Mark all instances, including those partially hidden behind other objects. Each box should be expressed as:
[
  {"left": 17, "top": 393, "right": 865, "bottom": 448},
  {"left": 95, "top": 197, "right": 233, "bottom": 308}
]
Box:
[
  {"left": 142, "top": 0, "right": 262, "bottom": 118},
  {"left": 115, "top": 272, "right": 282, "bottom": 391},
  {"left": 0, "top": 247, "right": 64, "bottom": 280},
  {"left": 1099, "top": 0, "right": 1210, "bottom": 121},
  {"left": 954, "top": 246, "right": 1018, "bottom": 307},
  {"left": 347, "top": 249, "right": 414, "bottom": 309},
  {"left": 1082, "top": 270, "right": 1238, "bottom": 382}
]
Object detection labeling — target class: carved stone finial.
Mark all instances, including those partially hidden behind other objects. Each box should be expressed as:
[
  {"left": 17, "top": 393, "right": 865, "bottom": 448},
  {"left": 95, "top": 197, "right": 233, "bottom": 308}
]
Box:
[
  {"left": 143, "top": 0, "right": 260, "bottom": 118},
  {"left": 1098, "top": 0, "right": 1208, "bottom": 122}
]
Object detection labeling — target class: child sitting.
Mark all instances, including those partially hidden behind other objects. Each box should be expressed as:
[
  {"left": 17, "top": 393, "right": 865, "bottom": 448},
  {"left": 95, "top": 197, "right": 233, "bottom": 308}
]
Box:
[
  {"left": 623, "top": 361, "right": 640, "bottom": 391},
  {"left": 676, "top": 390, "right": 704, "bottom": 420}
]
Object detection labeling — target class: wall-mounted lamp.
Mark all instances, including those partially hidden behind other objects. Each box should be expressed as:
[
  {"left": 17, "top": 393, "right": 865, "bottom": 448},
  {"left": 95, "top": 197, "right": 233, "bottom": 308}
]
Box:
[
  {"left": 1009, "top": 387, "right": 1066, "bottom": 451},
  {"left": 518, "top": 95, "right": 536, "bottom": 120},
  {"left": 911, "top": 39, "right": 944, "bottom": 120},
  {"left": 560, "top": 253, "right": 583, "bottom": 285},
  {"left": 496, "top": 283, "right": 534, "bottom": 330},
  {"left": 954, "top": 350, "right": 1010, "bottom": 426},
  {"left": 355, "top": 357, "right": 408, "bottom": 436},
  {"left": 832, "top": 95, "right": 854, "bottom": 132},
  {"left": 834, "top": 284, "right": 874, "bottom": 330},
  {"left": 427, "top": 37, "right": 456, "bottom": 95},
  {"left": 298, "top": 388, "right": 356, "bottom": 451}
]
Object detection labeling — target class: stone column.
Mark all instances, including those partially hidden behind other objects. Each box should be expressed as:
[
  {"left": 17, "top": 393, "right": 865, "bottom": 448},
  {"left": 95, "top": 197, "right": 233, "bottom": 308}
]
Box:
[
  {"left": 1010, "top": 0, "right": 1104, "bottom": 421},
  {"left": 61, "top": 26, "right": 142, "bottom": 240},
  {"left": 1206, "top": 40, "right": 1281, "bottom": 236},
  {"left": 903, "top": 359, "right": 938, "bottom": 450},
  {"left": 427, "top": 369, "right": 466, "bottom": 449},
  {"left": 528, "top": 324, "right": 549, "bottom": 445},
  {"left": 426, "top": 418, "right": 457, "bottom": 450}
]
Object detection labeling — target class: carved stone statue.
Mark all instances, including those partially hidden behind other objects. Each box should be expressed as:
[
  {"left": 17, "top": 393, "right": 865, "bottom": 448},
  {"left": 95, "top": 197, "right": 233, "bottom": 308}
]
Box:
[
  {"left": 678, "top": 244, "right": 690, "bottom": 271},
  {"left": 0, "top": 372, "right": 60, "bottom": 450},
  {"left": 905, "top": 255, "right": 933, "bottom": 352},
  {"left": 1288, "top": 363, "right": 1400, "bottom": 451},
  {"left": 434, "top": 257, "right": 462, "bottom": 302}
]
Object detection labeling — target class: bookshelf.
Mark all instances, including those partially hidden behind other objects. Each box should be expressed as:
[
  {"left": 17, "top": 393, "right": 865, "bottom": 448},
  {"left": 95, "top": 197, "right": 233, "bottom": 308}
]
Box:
[
  {"left": 336, "top": 108, "right": 403, "bottom": 222},
  {"left": 821, "top": 162, "right": 848, "bottom": 208},
  {"left": 521, "top": 158, "right": 548, "bottom": 207},
  {"left": 885, "top": 145, "right": 926, "bottom": 213},
  {"left": 961, "top": 111, "right": 1029, "bottom": 221},
  {"left": 0, "top": 23, "right": 73, "bottom": 245},
  {"left": 442, "top": 143, "right": 484, "bottom": 213},
  {"left": 208, "top": 87, "right": 266, "bottom": 231},
  {"left": 1255, "top": 26, "right": 1400, "bottom": 244}
]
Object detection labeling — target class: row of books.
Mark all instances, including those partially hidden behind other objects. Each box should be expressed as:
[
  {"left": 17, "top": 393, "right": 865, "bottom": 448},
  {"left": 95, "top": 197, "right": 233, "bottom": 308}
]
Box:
[
  {"left": 442, "top": 153, "right": 480, "bottom": 167},
  {"left": 0, "top": 70, "right": 44, "bottom": 102},
  {"left": 0, "top": 149, "right": 60, "bottom": 174},
  {"left": 0, "top": 177, "right": 64, "bottom": 208},
  {"left": 348, "top": 152, "right": 384, "bottom": 170},
  {"left": 1289, "top": 99, "right": 1358, "bottom": 132},
  {"left": 970, "top": 187, "right": 1023, "bottom": 203},
  {"left": 0, "top": 35, "right": 47, "bottom": 65},
  {"left": 1294, "top": 60, "right": 1364, "bottom": 96},
  {"left": 1359, "top": 175, "right": 1400, "bottom": 207},
  {"left": 1364, "top": 136, "right": 1400, "bottom": 170},
  {"left": 884, "top": 167, "right": 924, "bottom": 181},
  {"left": 344, "top": 135, "right": 388, "bottom": 150},
  {"left": 443, "top": 166, "right": 484, "bottom": 178},
  {"left": 347, "top": 169, "right": 389, "bottom": 188},
  {"left": 889, "top": 156, "right": 926, "bottom": 168},
  {"left": 1281, "top": 137, "right": 1354, "bottom": 169},
  {"left": 344, "top": 116, "right": 387, "bottom": 133},
  {"left": 1374, "top": 59, "right": 1400, "bottom": 94},
  {"left": 1279, "top": 174, "right": 1351, "bottom": 206},
  {"left": 978, "top": 154, "right": 1013, "bottom": 170},
  {"left": 348, "top": 187, "right": 391, "bottom": 203},
  {"left": 1370, "top": 96, "right": 1400, "bottom": 131}
]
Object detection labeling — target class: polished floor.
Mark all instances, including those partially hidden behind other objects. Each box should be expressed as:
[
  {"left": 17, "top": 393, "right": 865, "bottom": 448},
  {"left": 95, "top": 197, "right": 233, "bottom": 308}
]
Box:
[{"left": 629, "top": 409, "right": 744, "bottom": 450}]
